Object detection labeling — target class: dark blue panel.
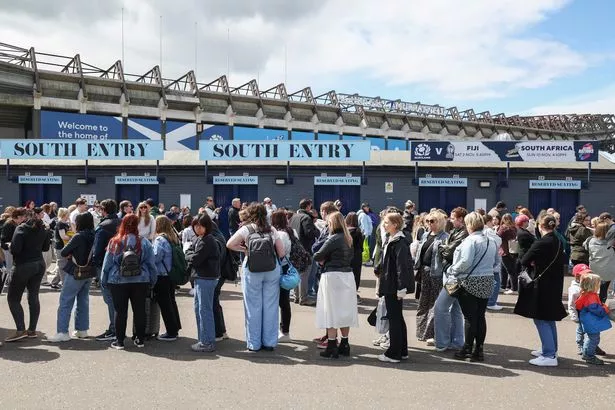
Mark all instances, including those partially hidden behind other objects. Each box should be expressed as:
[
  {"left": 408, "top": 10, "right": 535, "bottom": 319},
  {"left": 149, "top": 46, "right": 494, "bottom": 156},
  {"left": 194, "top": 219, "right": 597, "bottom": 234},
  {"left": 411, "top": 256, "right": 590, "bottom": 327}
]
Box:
[
  {"left": 555, "top": 189, "right": 579, "bottom": 233},
  {"left": 338, "top": 186, "right": 360, "bottom": 215},
  {"left": 116, "top": 185, "right": 140, "bottom": 209},
  {"left": 529, "top": 189, "right": 551, "bottom": 220},
  {"left": 201, "top": 125, "right": 230, "bottom": 140},
  {"left": 142, "top": 185, "right": 159, "bottom": 205},
  {"left": 214, "top": 185, "right": 235, "bottom": 238},
  {"left": 20, "top": 185, "right": 42, "bottom": 207},
  {"left": 444, "top": 188, "right": 467, "bottom": 214},
  {"left": 419, "top": 187, "right": 440, "bottom": 213},
  {"left": 314, "top": 186, "right": 337, "bottom": 214},
  {"left": 41, "top": 110, "right": 123, "bottom": 140},
  {"left": 127, "top": 118, "right": 162, "bottom": 140},
  {"left": 238, "top": 185, "right": 258, "bottom": 204}
]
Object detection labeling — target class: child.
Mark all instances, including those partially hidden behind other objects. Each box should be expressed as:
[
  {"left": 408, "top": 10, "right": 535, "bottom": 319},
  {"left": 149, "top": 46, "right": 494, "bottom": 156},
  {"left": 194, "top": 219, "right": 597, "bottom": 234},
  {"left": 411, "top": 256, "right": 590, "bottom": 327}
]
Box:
[
  {"left": 568, "top": 264, "right": 590, "bottom": 323},
  {"left": 575, "top": 273, "right": 612, "bottom": 365}
]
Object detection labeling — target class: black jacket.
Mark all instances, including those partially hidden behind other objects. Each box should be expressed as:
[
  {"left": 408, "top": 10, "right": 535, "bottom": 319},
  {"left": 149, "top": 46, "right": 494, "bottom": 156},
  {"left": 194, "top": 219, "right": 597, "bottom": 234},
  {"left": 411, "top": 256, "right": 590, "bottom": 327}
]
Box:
[
  {"left": 514, "top": 232, "right": 567, "bottom": 321},
  {"left": 10, "top": 220, "right": 51, "bottom": 265},
  {"left": 313, "top": 231, "right": 353, "bottom": 273},
  {"left": 402, "top": 210, "right": 414, "bottom": 242},
  {"left": 516, "top": 227, "right": 535, "bottom": 260},
  {"left": 378, "top": 233, "right": 415, "bottom": 296},
  {"left": 92, "top": 215, "right": 120, "bottom": 267},
  {"left": 290, "top": 209, "right": 319, "bottom": 254},
  {"left": 348, "top": 227, "right": 364, "bottom": 274},
  {"left": 1, "top": 220, "right": 17, "bottom": 251},
  {"left": 228, "top": 206, "right": 241, "bottom": 234},
  {"left": 61, "top": 229, "right": 95, "bottom": 276},
  {"left": 438, "top": 226, "right": 469, "bottom": 270},
  {"left": 186, "top": 233, "right": 220, "bottom": 279}
]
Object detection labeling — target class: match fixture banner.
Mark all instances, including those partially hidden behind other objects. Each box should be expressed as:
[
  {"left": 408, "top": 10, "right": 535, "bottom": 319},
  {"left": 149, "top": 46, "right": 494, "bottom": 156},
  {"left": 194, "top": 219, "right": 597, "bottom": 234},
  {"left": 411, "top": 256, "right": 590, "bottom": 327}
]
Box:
[
  {"left": 0, "top": 139, "right": 164, "bottom": 160},
  {"left": 200, "top": 141, "right": 371, "bottom": 161},
  {"left": 410, "top": 141, "right": 599, "bottom": 162}
]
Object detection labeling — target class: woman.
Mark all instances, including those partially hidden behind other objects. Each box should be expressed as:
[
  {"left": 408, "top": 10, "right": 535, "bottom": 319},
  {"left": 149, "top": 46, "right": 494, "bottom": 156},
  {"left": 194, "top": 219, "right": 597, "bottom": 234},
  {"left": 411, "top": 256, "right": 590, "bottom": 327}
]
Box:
[
  {"left": 448, "top": 212, "right": 499, "bottom": 362},
  {"left": 0, "top": 208, "right": 27, "bottom": 295},
  {"left": 185, "top": 213, "right": 220, "bottom": 352},
  {"left": 271, "top": 209, "right": 293, "bottom": 342},
  {"left": 409, "top": 213, "right": 427, "bottom": 260},
  {"left": 101, "top": 214, "right": 157, "bottom": 350},
  {"left": 24, "top": 200, "right": 35, "bottom": 210},
  {"left": 137, "top": 201, "right": 156, "bottom": 241},
  {"left": 345, "top": 212, "right": 364, "bottom": 293},
  {"left": 514, "top": 215, "right": 567, "bottom": 367},
  {"left": 519, "top": 208, "right": 536, "bottom": 236},
  {"left": 227, "top": 204, "right": 285, "bottom": 352},
  {"left": 180, "top": 215, "right": 195, "bottom": 251},
  {"left": 584, "top": 222, "right": 615, "bottom": 303},
  {"left": 566, "top": 212, "right": 592, "bottom": 265},
  {"left": 4, "top": 213, "right": 51, "bottom": 342},
  {"left": 515, "top": 215, "right": 535, "bottom": 261},
  {"left": 497, "top": 214, "right": 518, "bottom": 294},
  {"left": 152, "top": 216, "right": 181, "bottom": 342},
  {"left": 313, "top": 211, "right": 358, "bottom": 359},
  {"left": 414, "top": 211, "right": 448, "bottom": 342},
  {"left": 378, "top": 212, "right": 413, "bottom": 363},
  {"left": 48, "top": 208, "right": 72, "bottom": 290},
  {"left": 47, "top": 212, "right": 96, "bottom": 342}
]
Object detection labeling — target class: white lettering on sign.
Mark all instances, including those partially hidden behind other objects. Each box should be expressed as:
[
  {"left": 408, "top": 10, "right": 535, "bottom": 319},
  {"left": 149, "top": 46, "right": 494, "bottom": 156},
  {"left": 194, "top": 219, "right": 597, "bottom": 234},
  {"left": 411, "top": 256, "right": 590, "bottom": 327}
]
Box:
[
  {"left": 114, "top": 176, "right": 159, "bottom": 185},
  {"left": 18, "top": 175, "right": 63, "bottom": 184}
]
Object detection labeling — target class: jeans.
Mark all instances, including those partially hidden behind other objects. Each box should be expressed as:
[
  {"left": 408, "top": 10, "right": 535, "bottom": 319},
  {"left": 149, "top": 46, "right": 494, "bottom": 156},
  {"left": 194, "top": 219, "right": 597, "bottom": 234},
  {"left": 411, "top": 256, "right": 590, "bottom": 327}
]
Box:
[
  {"left": 241, "top": 264, "right": 280, "bottom": 350},
  {"left": 487, "top": 271, "right": 501, "bottom": 307},
  {"left": 214, "top": 278, "right": 226, "bottom": 338},
  {"left": 154, "top": 275, "right": 179, "bottom": 337},
  {"left": 194, "top": 278, "right": 218, "bottom": 345},
  {"left": 584, "top": 332, "right": 601, "bottom": 358},
  {"left": 7, "top": 260, "right": 46, "bottom": 331},
  {"left": 533, "top": 319, "right": 558, "bottom": 358},
  {"left": 56, "top": 274, "right": 91, "bottom": 333},
  {"left": 98, "top": 267, "right": 115, "bottom": 332},
  {"left": 457, "top": 290, "right": 489, "bottom": 351},
  {"left": 434, "top": 288, "right": 465, "bottom": 349},
  {"left": 384, "top": 295, "right": 408, "bottom": 360},
  {"left": 298, "top": 264, "right": 311, "bottom": 303},
  {"left": 110, "top": 282, "right": 148, "bottom": 343},
  {"left": 576, "top": 322, "right": 584, "bottom": 349}
]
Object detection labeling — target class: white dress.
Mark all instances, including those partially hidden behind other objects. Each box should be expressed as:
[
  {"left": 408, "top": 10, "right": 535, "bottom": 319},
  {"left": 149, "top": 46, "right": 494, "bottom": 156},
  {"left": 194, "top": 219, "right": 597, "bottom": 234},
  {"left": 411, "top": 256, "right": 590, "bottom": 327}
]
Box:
[{"left": 315, "top": 270, "right": 359, "bottom": 329}]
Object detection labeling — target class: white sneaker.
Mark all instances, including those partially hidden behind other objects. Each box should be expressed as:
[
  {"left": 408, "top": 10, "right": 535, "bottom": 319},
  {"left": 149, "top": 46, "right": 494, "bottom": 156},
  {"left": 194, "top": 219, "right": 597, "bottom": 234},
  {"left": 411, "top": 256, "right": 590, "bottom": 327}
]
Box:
[
  {"left": 278, "top": 332, "right": 291, "bottom": 343},
  {"left": 529, "top": 356, "right": 558, "bottom": 367},
  {"left": 487, "top": 305, "right": 504, "bottom": 311},
  {"left": 378, "top": 354, "right": 400, "bottom": 363},
  {"left": 372, "top": 334, "right": 389, "bottom": 346},
  {"left": 47, "top": 333, "right": 71, "bottom": 343},
  {"left": 72, "top": 330, "right": 88, "bottom": 339},
  {"left": 189, "top": 289, "right": 195, "bottom": 296},
  {"left": 504, "top": 289, "right": 516, "bottom": 295},
  {"left": 426, "top": 338, "right": 435, "bottom": 346},
  {"left": 380, "top": 340, "right": 391, "bottom": 349},
  {"left": 531, "top": 350, "right": 542, "bottom": 357}
]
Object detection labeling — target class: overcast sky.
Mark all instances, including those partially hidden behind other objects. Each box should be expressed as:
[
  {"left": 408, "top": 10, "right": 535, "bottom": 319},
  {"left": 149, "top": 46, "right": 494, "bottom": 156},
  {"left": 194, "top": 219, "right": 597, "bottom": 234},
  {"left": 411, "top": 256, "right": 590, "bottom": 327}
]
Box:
[{"left": 0, "top": 0, "right": 613, "bottom": 116}]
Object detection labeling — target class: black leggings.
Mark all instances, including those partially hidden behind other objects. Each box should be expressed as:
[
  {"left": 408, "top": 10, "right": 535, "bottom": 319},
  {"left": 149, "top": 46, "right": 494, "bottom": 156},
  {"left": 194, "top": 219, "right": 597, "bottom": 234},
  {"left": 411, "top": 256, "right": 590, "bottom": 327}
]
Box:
[
  {"left": 501, "top": 254, "right": 518, "bottom": 291},
  {"left": 457, "top": 290, "right": 489, "bottom": 351},
  {"left": 600, "top": 281, "right": 611, "bottom": 303},
  {"left": 214, "top": 278, "right": 226, "bottom": 337},
  {"left": 154, "top": 276, "right": 180, "bottom": 336},
  {"left": 110, "top": 283, "right": 148, "bottom": 343},
  {"left": 7, "top": 260, "right": 45, "bottom": 331},
  {"left": 279, "top": 287, "right": 291, "bottom": 334},
  {"left": 384, "top": 295, "right": 408, "bottom": 360}
]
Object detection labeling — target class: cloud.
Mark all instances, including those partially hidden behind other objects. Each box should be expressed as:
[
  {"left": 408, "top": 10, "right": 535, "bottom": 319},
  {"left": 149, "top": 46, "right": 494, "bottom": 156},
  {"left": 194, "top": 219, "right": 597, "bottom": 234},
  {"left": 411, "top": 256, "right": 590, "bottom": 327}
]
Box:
[
  {"left": 0, "top": 0, "right": 607, "bottom": 104},
  {"left": 529, "top": 84, "right": 615, "bottom": 115}
]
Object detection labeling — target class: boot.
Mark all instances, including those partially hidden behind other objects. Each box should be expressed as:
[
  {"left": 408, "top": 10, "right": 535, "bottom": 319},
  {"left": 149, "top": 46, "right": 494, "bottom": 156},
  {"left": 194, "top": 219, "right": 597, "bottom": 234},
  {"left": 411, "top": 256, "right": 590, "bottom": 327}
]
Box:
[
  {"left": 470, "top": 345, "right": 484, "bottom": 362},
  {"left": 454, "top": 345, "right": 473, "bottom": 360},
  {"left": 320, "top": 338, "right": 339, "bottom": 359},
  {"left": 338, "top": 337, "right": 350, "bottom": 357}
]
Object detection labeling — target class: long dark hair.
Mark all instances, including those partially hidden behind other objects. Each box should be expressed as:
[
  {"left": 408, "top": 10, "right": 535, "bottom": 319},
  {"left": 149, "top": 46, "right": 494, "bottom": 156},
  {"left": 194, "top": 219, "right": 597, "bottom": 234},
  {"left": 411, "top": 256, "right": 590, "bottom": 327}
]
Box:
[
  {"left": 271, "top": 209, "right": 293, "bottom": 238},
  {"left": 75, "top": 212, "right": 94, "bottom": 232},
  {"left": 243, "top": 203, "right": 271, "bottom": 233}
]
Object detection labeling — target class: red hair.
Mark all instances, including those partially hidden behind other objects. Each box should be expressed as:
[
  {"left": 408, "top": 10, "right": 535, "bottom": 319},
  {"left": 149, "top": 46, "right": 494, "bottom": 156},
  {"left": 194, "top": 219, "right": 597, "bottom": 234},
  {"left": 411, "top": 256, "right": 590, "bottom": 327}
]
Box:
[{"left": 108, "top": 214, "right": 141, "bottom": 254}]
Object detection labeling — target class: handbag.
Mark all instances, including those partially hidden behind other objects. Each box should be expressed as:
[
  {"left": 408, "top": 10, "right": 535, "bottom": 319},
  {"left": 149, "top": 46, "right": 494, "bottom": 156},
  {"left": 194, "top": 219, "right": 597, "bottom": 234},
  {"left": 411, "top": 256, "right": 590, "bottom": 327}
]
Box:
[
  {"left": 375, "top": 296, "right": 389, "bottom": 334},
  {"left": 518, "top": 238, "right": 561, "bottom": 289},
  {"left": 72, "top": 247, "right": 96, "bottom": 280},
  {"left": 445, "top": 238, "right": 491, "bottom": 297},
  {"left": 508, "top": 239, "right": 519, "bottom": 254},
  {"left": 279, "top": 257, "right": 300, "bottom": 290}
]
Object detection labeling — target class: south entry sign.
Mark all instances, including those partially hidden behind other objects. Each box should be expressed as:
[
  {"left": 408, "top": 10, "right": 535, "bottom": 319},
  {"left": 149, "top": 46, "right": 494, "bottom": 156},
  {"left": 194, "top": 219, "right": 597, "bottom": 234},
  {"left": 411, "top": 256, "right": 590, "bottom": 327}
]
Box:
[
  {"left": 200, "top": 141, "right": 371, "bottom": 161},
  {"left": 0, "top": 139, "right": 164, "bottom": 160}
]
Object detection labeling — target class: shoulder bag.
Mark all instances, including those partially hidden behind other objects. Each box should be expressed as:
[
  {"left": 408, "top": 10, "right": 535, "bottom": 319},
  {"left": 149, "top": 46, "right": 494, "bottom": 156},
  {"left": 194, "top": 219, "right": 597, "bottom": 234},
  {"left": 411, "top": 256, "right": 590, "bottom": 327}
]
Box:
[
  {"left": 518, "top": 237, "right": 561, "bottom": 289},
  {"left": 72, "top": 246, "right": 96, "bottom": 280},
  {"left": 445, "top": 238, "right": 491, "bottom": 297}
]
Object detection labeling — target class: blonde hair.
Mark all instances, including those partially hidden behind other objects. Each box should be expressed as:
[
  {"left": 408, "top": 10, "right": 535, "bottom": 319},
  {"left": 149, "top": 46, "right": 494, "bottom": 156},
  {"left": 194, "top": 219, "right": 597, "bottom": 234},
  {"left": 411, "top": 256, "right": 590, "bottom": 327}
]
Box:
[
  {"left": 327, "top": 211, "right": 352, "bottom": 247},
  {"left": 384, "top": 213, "right": 403, "bottom": 231},
  {"left": 138, "top": 201, "right": 151, "bottom": 226},
  {"left": 580, "top": 273, "right": 601, "bottom": 294},
  {"left": 464, "top": 212, "right": 485, "bottom": 232},
  {"left": 427, "top": 211, "right": 446, "bottom": 233},
  {"left": 591, "top": 217, "right": 600, "bottom": 229},
  {"left": 412, "top": 213, "right": 427, "bottom": 240},
  {"left": 57, "top": 207, "right": 70, "bottom": 220},
  {"left": 594, "top": 222, "right": 609, "bottom": 240},
  {"left": 67, "top": 204, "right": 77, "bottom": 214},
  {"left": 155, "top": 215, "right": 179, "bottom": 244}
]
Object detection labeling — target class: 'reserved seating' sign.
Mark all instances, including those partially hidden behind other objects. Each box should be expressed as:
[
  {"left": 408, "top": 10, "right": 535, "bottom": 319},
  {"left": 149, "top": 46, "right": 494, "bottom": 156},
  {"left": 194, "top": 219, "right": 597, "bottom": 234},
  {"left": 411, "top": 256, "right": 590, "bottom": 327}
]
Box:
[{"left": 0, "top": 139, "right": 164, "bottom": 160}]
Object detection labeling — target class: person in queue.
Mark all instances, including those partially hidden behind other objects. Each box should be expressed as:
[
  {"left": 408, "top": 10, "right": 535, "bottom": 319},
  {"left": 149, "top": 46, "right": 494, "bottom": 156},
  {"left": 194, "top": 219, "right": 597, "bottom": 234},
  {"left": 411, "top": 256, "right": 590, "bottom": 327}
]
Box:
[
  {"left": 137, "top": 201, "right": 156, "bottom": 241},
  {"left": 271, "top": 209, "right": 294, "bottom": 342},
  {"left": 344, "top": 212, "right": 364, "bottom": 295},
  {"left": 566, "top": 212, "right": 592, "bottom": 265},
  {"left": 47, "top": 212, "right": 96, "bottom": 342},
  {"left": 313, "top": 211, "right": 357, "bottom": 359},
  {"left": 447, "top": 212, "right": 499, "bottom": 362},
  {"left": 0, "top": 208, "right": 28, "bottom": 294},
  {"left": 289, "top": 199, "right": 319, "bottom": 306},
  {"left": 585, "top": 222, "right": 615, "bottom": 303},
  {"left": 185, "top": 213, "right": 220, "bottom": 352},
  {"left": 227, "top": 204, "right": 285, "bottom": 352},
  {"left": 101, "top": 214, "right": 157, "bottom": 350},
  {"left": 377, "top": 212, "right": 413, "bottom": 363},
  {"left": 414, "top": 210, "right": 449, "bottom": 344},
  {"left": 498, "top": 214, "right": 518, "bottom": 295},
  {"left": 48, "top": 208, "right": 72, "bottom": 290},
  {"left": 483, "top": 215, "right": 503, "bottom": 311},
  {"left": 514, "top": 215, "right": 567, "bottom": 367},
  {"left": 4, "top": 210, "right": 51, "bottom": 342},
  {"left": 118, "top": 200, "right": 133, "bottom": 219}
]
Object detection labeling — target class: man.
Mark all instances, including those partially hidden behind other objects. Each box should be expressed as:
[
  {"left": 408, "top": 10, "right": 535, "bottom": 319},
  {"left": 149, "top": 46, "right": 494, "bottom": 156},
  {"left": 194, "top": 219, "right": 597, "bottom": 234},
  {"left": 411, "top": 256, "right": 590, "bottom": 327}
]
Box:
[
  {"left": 228, "top": 198, "right": 241, "bottom": 236},
  {"left": 290, "top": 199, "right": 320, "bottom": 306},
  {"left": 568, "top": 204, "right": 587, "bottom": 227},
  {"left": 69, "top": 198, "right": 88, "bottom": 231},
  {"left": 165, "top": 204, "right": 182, "bottom": 232},
  {"left": 433, "top": 207, "right": 469, "bottom": 351},
  {"left": 599, "top": 212, "right": 615, "bottom": 247},
  {"left": 205, "top": 196, "right": 221, "bottom": 222},
  {"left": 92, "top": 199, "right": 121, "bottom": 342},
  {"left": 117, "top": 200, "right": 133, "bottom": 219},
  {"left": 357, "top": 203, "right": 374, "bottom": 266},
  {"left": 402, "top": 200, "right": 416, "bottom": 241},
  {"left": 264, "top": 197, "right": 277, "bottom": 222},
  {"left": 488, "top": 201, "right": 507, "bottom": 219},
  {"left": 146, "top": 198, "right": 160, "bottom": 217}
]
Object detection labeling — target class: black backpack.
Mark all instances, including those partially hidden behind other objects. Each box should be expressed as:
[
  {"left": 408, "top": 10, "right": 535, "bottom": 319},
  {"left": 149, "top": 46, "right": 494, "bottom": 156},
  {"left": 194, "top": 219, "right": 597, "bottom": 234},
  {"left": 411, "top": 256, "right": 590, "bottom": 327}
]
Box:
[
  {"left": 246, "top": 225, "right": 277, "bottom": 273},
  {"left": 212, "top": 228, "right": 238, "bottom": 281},
  {"left": 120, "top": 243, "right": 141, "bottom": 277},
  {"left": 289, "top": 234, "right": 312, "bottom": 272}
]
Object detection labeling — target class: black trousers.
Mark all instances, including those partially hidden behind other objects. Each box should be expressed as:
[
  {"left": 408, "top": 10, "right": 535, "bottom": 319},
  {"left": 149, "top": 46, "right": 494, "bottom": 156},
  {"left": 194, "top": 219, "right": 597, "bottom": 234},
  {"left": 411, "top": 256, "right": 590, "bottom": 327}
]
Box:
[
  {"left": 154, "top": 276, "right": 180, "bottom": 337},
  {"left": 110, "top": 282, "right": 148, "bottom": 343},
  {"left": 600, "top": 281, "right": 611, "bottom": 303},
  {"left": 501, "top": 254, "right": 518, "bottom": 291},
  {"left": 457, "top": 290, "right": 489, "bottom": 351},
  {"left": 384, "top": 295, "right": 408, "bottom": 360},
  {"left": 7, "top": 260, "right": 45, "bottom": 331},
  {"left": 213, "top": 278, "right": 226, "bottom": 337},
  {"left": 279, "top": 287, "right": 291, "bottom": 334},
  {"left": 352, "top": 261, "right": 361, "bottom": 290}
]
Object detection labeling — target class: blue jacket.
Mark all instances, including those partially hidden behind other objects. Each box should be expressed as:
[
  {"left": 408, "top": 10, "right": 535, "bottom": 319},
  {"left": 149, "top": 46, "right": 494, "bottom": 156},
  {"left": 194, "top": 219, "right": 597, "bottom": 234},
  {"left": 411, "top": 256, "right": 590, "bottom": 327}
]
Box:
[
  {"left": 152, "top": 235, "right": 172, "bottom": 277},
  {"left": 579, "top": 303, "right": 613, "bottom": 334},
  {"left": 101, "top": 234, "right": 157, "bottom": 286}
]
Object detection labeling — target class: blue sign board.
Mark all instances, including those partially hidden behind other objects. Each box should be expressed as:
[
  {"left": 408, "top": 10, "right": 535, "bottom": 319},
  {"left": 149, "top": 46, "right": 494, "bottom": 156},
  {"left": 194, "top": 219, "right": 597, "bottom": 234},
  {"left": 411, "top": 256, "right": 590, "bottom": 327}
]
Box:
[
  {"left": 367, "top": 137, "right": 385, "bottom": 151},
  {"left": 419, "top": 178, "right": 468, "bottom": 187},
  {"left": 291, "top": 131, "right": 315, "bottom": 141},
  {"left": 529, "top": 180, "right": 581, "bottom": 190},
  {"left": 386, "top": 138, "right": 407, "bottom": 151},
  {"left": 126, "top": 117, "right": 162, "bottom": 140},
  {"left": 165, "top": 120, "right": 197, "bottom": 150},
  {"left": 0, "top": 139, "right": 164, "bottom": 160},
  {"left": 41, "top": 110, "right": 123, "bottom": 140},
  {"left": 18, "top": 175, "right": 62, "bottom": 184},
  {"left": 212, "top": 176, "right": 259, "bottom": 185},
  {"left": 234, "top": 127, "right": 287, "bottom": 141},
  {"left": 317, "top": 133, "right": 340, "bottom": 141},
  {"left": 201, "top": 125, "right": 230, "bottom": 141},
  {"left": 114, "top": 176, "right": 159, "bottom": 185},
  {"left": 314, "top": 176, "right": 361, "bottom": 186},
  {"left": 200, "top": 140, "right": 371, "bottom": 161}
]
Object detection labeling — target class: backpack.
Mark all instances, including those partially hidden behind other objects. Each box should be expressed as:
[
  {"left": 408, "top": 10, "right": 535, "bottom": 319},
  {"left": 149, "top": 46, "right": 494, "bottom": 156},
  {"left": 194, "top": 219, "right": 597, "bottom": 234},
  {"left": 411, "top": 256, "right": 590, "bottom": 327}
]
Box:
[
  {"left": 289, "top": 234, "right": 312, "bottom": 272},
  {"left": 246, "top": 225, "right": 277, "bottom": 273},
  {"left": 162, "top": 235, "right": 189, "bottom": 286},
  {"left": 212, "top": 228, "right": 239, "bottom": 281},
  {"left": 120, "top": 243, "right": 141, "bottom": 277}
]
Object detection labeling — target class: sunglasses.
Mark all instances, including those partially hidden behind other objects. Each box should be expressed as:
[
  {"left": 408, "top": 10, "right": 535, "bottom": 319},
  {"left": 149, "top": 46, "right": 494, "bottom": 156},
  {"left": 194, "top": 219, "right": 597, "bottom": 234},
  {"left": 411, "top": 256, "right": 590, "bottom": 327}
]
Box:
[
  {"left": 139, "top": 206, "right": 147, "bottom": 209},
  {"left": 427, "top": 219, "right": 437, "bottom": 223}
]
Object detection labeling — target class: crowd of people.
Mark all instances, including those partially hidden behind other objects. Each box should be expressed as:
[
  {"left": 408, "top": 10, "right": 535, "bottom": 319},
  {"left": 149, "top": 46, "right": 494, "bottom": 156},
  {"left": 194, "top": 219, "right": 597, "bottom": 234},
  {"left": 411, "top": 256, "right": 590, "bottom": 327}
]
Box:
[{"left": 0, "top": 196, "right": 613, "bottom": 366}]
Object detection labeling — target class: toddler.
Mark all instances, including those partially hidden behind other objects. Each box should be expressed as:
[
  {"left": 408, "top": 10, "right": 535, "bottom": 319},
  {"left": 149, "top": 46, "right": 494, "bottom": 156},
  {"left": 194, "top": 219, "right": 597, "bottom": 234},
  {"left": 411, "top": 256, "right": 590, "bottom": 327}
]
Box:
[{"left": 575, "top": 273, "right": 612, "bottom": 365}]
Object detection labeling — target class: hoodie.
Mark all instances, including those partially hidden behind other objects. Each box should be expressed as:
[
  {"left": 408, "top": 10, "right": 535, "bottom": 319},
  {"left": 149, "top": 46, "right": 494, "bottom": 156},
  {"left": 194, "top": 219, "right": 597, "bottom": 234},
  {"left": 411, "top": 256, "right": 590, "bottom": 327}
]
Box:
[
  {"left": 575, "top": 292, "right": 612, "bottom": 334},
  {"left": 567, "top": 280, "right": 581, "bottom": 322},
  {"left": 584, "top": 237, "right": 615, "bottom": 282},
  {"left": 61, "top": 229, "right": 95, "bottom": 276},
  {"left": 357, "top": 210, "right": 373, "bottom": 237},
  {"left": 92, "top": 214, "right": 120, "bottom": 267},
  {"left": 10, "top": 220, "right": 51, "bottom": 265}
]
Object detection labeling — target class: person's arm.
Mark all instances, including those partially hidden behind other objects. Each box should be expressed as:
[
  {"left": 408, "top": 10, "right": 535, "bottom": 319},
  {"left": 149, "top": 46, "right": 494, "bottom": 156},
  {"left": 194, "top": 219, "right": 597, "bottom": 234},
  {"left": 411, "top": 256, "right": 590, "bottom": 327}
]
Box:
[
  {"left": 449, "top": 239, "right": 475, "bottom": 277},
  {"left": 313, "top": 236, "right": 334, "bottom": 263},
  {"left": 149, "top": 218, "right": 157, "bottom": 241},
  {"left": 302, "top": 217, "right": 319, "bottom": 242},
  {"left": 60, "top": 234, "right": 80, "bottom": 258},
  {"left": 152, "top": 237, "right": 166, "bottom": 266},
  {"left": 274, "top": 236, "right": 285, "bottom": 258},
  {"left": 142, "top": 241, "right": 158, "bottom": 286},
  {"left": 9, "top": 228, "right": 23, "bottom": 255},
  {"left": 394, "top": 240, "right": 410, "bottom": 294},
  {"left": 101, "top": 251, "right": 112, "bottom": 285},
  {"left": 520, "top": 238, "right": 542, "bottom": 268},
  {"left": 192, "top": 236, "right": 214, "bottom": 266},
  {"left": 227, "top": 228, "right": 246, "bottom": 253}
]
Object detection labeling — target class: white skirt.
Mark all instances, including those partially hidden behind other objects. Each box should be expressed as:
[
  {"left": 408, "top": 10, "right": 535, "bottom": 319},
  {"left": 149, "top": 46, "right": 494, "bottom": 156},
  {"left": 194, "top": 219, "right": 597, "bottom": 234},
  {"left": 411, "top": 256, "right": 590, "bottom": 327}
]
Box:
[{"left": 315, "top": 271, "right": 359, "bottom": 329}]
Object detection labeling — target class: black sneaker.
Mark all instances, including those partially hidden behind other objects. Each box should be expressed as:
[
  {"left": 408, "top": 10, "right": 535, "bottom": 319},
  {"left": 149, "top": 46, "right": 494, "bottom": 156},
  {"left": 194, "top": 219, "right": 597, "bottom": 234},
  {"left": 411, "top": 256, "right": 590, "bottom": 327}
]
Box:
[
  {"left": 95, "top": 330, "right": 116, "bottom": 342},
  {"left": 584, "top": 355, "right": 605, "bottom": 365},
  {"left": 157, "top": 333, "right": 177, "bottom": 342},
  {"left": 111, "top": 341, "right": 124, "bottom": 350},
  {"left": 595, "top": 346, "right": 607, "bottom": 356},
  {"left": 134, "top": 337, "right": 145, "bottom": 348}
]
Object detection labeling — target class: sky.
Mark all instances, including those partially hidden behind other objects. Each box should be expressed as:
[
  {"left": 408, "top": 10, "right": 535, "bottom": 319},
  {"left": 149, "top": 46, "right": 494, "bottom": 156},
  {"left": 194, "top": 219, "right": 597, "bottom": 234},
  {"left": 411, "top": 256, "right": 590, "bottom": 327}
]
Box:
[{"left": 0, "top": 0, "right": 613, "bottom": 117}]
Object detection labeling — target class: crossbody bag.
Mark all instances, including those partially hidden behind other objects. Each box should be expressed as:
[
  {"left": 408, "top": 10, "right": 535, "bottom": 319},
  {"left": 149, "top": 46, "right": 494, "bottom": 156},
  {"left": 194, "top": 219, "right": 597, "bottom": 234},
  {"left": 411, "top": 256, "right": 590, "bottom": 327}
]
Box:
[{"left": 445, "top": 238, "right": 491, "bottom": 297}]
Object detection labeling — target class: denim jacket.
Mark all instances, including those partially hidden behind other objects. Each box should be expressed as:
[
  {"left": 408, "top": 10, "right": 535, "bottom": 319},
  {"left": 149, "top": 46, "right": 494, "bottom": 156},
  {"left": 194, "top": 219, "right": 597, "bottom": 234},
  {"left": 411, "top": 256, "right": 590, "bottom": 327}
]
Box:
[
  {"left": 101, "top": 234, "right": 157, "bottom": 286},
  {"left": 449, "top": 231, "right": 500, "bottom": 281},
  {"left": 153, "top": 235, "right": 172, "bottom": 277},
  {"left": 414, "top": 230, "right": 448, "bottom": 277}
]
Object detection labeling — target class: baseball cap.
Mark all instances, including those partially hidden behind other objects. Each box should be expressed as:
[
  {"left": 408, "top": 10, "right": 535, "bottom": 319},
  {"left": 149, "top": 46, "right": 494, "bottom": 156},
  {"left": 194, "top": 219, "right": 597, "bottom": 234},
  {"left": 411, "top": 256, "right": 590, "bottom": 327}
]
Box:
[
  {"left": 572, "top": 264, "right": 591, "bottom": 278},
  {"left": 361, "top": 202, "right": 370, "bottom": 208},
  {"left": 515, "top": 214, "right": 529, "bottom": 227},
  {"left": 263, "top": 197, "right": 272, "bottom": 203},
  {"left": 33, "top": 207, "right": 43, "bottom": 214}
]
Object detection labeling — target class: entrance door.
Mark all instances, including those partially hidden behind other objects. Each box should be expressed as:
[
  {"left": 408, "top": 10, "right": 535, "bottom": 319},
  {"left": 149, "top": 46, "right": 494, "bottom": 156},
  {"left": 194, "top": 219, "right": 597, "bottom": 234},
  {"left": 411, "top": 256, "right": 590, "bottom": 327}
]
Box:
[
  {"left": 419, "top": 187, "right": 467, "bottom": 214},
  {"left": 214, "top": 185, "right": 259, "bottom": 237},
  {"left": 116, "top": 185, "right": 159, "bottom": 208},
  {"left": 444, "top": 188, "right": 467, "bottom": 214},
  {"left": 19, "top": 184, "right": 62, "bottom": 207},
  {"left": 528, "top": 189, "right": 579, "bottom": 232},
  {"left": 314, "top": 185, "right": 360, "bottom": 215}
]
